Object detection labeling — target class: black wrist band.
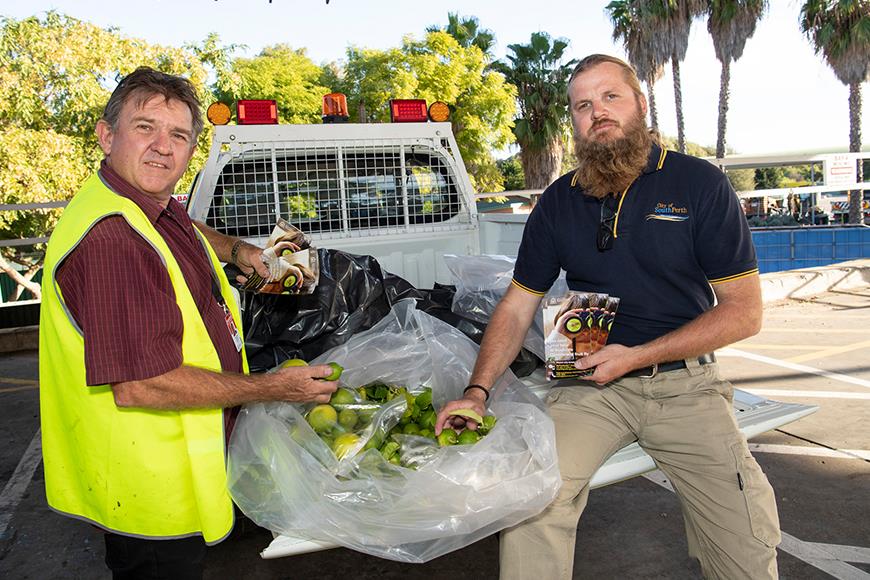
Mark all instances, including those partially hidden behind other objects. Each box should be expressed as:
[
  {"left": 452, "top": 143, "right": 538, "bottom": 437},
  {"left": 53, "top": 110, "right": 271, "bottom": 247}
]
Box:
[
  {"left": 230, "top": 239, "right": 245, "bottom": 266},
  {"left": 463, "top": 384, "right": 490, "bottom": 402}
]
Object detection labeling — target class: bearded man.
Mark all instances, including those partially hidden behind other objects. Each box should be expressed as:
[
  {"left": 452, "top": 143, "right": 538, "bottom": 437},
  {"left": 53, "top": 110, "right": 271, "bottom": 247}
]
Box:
[{"left": 436, "top": 54, "right": 780, "bottom": 579}]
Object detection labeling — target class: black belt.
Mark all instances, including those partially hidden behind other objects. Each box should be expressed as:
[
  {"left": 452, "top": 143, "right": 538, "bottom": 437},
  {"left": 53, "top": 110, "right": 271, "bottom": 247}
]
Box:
[{"left": 624, "top": 353, "right": 716, "bottom": 379}]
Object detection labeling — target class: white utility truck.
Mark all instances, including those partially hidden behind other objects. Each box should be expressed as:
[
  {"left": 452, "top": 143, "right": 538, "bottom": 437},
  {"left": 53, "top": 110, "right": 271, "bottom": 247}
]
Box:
[{"left": 185, "top": 115, "right": 817, "bottom": 558}]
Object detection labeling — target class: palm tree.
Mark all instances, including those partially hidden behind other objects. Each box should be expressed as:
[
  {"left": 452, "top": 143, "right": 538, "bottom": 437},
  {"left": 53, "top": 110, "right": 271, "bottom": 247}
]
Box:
[
  {"left": 800, "top": 0, "right": 870, "bottom": 225},
  {"left": 426, "top": 13, "right": 495, "bottom": 57},
  {"left": 707, "top": 0, "right": 768, "bottom": 159},
  {"left": 607, "top": 0, "right": 668, "bottom": 132},
  {"left": 646, "top": 1, "right": 706, "bottom": 153},
  {"left": 492, "top": 32, "right": 576, "bottom": 188}
]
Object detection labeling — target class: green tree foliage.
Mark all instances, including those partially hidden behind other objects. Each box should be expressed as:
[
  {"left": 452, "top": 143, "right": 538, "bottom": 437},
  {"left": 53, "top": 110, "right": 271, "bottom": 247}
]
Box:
[
  {"left": 496, "top": 156, "right": 526, "bottom": 191},
  {"left": 493, "top": 32, "right": 575, "bottom": 188},
  {"left": 754, "top": 166, "right": 785, "bottom": 189},
  {"left": 706, "top": 0, "right": 768, "bottom": 158},
  {"left": 215, "top": 44, "right": 330, "bottom": 124},
  {"left": 427, "top": 13, "right": 496, "bottom": 57},
  {"left": 0, "top": 12, "right": 212, "bottom": 299},
  {"left": 726, "top": 168, "right": 756, "bottom": 192},
  {"left": 801, "top": 0, "right": 869, "bottom": 224},
  {"left": 336, "top": 31, "right": 516, "bottom": 192}
]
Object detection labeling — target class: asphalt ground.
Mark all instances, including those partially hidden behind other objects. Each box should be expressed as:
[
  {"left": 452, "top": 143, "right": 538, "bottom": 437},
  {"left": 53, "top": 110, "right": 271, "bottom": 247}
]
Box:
[{"left": 1, "top": 285, "right": 868, "bottom": 580}]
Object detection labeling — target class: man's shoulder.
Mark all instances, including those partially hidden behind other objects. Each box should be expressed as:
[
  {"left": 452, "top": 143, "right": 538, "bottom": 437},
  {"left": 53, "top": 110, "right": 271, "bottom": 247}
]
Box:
[{"left": 541, "top": 170, "right": 579, "bottom": 198}]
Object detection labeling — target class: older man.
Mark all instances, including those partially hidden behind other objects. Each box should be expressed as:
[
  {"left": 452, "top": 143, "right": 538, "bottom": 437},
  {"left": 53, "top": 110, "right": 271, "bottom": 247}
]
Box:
[
  {"left": 437, "top": 54, "right": 780, "bottom": 579},
  {"left": 39, "top": 67, "right": 336, "bottom": 579}
]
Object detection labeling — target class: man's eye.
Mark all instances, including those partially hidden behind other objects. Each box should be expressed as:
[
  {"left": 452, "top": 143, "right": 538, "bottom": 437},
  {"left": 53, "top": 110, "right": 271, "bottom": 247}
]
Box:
[
  {"left": 173, "top": 133, "right": 190, "bottom": 142},
  {"left": 137, "top": 124, "right": 151, "bottom": 131},
  {"left": 576, "top": 102, "right": 590, "bottom": 110}
]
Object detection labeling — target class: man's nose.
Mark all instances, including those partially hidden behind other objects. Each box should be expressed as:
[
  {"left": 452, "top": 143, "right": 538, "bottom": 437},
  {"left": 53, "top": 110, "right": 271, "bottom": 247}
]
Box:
[
  {"left": 591, "top": 100, "right": 608, "bottom": 119},
  {"left": 150, "top": 131, "right": 173, "bottom": 154}
]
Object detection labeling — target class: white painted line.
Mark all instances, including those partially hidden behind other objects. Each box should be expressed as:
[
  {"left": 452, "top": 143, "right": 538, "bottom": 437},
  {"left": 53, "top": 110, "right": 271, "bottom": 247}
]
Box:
[
  {"left": 719, "top": 348, "right": 870, "bottom": 389},
  {"left": 742, "top": 388, "right": 870, "bottom": 400},
  {"left": 0, "top": 429, "right": 42, "bottom": 540},
  {"left": 779, "top": 534, "right": 870, "bottom": 580},
  {"left": 748, "top": 443, "right": 870, "bottom": 461},
  {"left": 642, "top": 470, "right": 870, "bottom": 579}
]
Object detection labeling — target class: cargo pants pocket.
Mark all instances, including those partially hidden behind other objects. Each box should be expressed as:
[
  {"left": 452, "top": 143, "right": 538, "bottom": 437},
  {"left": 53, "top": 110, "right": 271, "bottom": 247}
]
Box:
[{"left": 730, "top": 442, "right": 781, "bottom": 548}]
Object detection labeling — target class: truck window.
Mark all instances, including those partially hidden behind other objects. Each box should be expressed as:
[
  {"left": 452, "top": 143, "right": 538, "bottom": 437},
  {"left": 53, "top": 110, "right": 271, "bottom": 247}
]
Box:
[{"left": 205, "top": 147, "right": 460, "bottom": 238}]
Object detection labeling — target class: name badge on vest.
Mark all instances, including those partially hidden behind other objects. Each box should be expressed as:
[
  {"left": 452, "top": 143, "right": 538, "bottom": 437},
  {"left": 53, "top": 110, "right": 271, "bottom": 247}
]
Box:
[{"left": 222, "top": 304, "right": 243, "bottom": 352}]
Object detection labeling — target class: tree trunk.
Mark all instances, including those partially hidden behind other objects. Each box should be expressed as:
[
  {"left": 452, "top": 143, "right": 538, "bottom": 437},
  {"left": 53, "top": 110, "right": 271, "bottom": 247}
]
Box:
[
  {"left": 357, "top": 101, "right": 367, "bottom": 123},
  {"left": 646, "top": 75, "right": 659, "bottom": 131},
  {"left": 0, "top": 255, "right": 41, "bottom": 301},
  {"left": 848, "top": 81, "right": 864, "bottom": 225},
  {"left": 716, "top": 61, "right": 731, "bottom": 159},
  {"left": 521, "top": 138, "right": 563, "bottom": 189},
  {"left": 672, "top": 57, "right": 686, "bottom": 154}
]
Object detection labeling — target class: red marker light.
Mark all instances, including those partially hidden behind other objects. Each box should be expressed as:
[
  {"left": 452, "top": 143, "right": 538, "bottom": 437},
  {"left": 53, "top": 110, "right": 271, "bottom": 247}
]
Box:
[
  {"left": 237, "top": 99, "right": 278, "bottom": 125},
  {"left": 390, "top": 99, "right": 428, "bottom": 123}
]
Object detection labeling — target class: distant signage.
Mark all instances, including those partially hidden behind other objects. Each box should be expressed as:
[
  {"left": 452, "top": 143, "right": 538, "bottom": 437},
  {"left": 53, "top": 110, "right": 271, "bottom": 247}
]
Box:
[{"left": 823, "top": 153, "right": 859, "bottom": 188}]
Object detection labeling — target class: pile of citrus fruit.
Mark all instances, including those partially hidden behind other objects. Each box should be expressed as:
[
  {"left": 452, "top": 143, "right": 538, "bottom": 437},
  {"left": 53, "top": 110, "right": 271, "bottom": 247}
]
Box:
[{"left": 303, "top": 378, "right": 497, "bottom": 468}]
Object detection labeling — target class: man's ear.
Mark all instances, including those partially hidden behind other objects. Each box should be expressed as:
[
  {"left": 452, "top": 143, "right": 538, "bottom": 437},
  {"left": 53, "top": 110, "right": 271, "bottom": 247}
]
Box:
[
  {"left": 638, "top": 93, "right": 649, "bottom": 119},
  {"left": 95, "top": 120, "right": 113, "bottom": 156}
]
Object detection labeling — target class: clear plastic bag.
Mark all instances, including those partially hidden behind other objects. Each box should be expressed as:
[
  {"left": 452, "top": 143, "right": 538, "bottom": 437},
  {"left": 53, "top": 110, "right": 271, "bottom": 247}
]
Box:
[
  {"left": 227, "top": 300, "right": 560, "bottom": 563},
  {"left": 444, "top": 254, "right": 568, "bottom": 361}
]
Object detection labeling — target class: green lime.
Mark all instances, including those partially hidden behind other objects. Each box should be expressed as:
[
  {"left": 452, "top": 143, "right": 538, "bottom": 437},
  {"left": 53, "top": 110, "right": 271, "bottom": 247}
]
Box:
[
  {"left": 420, "top": 409, "right": 437, "bottom": 430},
  {"left": 306, "top": 404, "right": 337, "bottom": 434},
  {"left": 402, "top": 423, "right": 421, "bottom": 436},
  {"left": 332, "top": 433, "right": 361, "bottom": 460},
  {"left": 437, "top": 430, "right": 458, "bottom": 447},
  {"left": 279, "top": 358, "right": 308, "bottom": 368},
  {"left": 283, "top": 274, "right": 297, "bottom": 288},
  {"left": 479, "top": 415, "right": 497, "bottom": 434},
  {"left": 281, "top": 248, "right": 294, "bottom": 257},
  {"left": 329, "top": 388, "right": 356, "bottom": 406},
  {"left": 457, "top": 429, "right": 482, "bottom": 445},
  {"left": 418, "top": 428, "right": 434, "bottom": 439},
  {"left": 338, "top": 408, "right": 358, "bottom": 430},
  {"left": 322, "top": 362, "right": 343, "bottom": 382}
]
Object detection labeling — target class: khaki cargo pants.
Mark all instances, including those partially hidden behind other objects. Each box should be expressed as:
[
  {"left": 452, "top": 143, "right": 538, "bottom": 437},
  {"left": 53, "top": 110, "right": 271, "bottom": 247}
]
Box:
[{"left": 500, "top": 360, "right": 781, "bottom": 579}]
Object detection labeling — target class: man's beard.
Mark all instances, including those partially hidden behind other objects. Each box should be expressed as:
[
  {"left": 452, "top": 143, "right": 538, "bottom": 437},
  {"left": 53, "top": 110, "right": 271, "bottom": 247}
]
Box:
[{"left": 572, "top": 111, "right": 653, "bottom": 199}]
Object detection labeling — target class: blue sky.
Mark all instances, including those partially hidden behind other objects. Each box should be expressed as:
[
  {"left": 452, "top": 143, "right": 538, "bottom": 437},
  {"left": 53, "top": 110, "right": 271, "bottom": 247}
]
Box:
[{"left": 3, "top": 0, "right": 866, "bottom": 155}]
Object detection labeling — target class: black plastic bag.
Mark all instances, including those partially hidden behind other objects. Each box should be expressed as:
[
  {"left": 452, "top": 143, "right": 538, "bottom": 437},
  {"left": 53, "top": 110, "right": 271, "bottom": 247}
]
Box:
[{"left": 233, "top": 248, "right": 538, "bottom": 376}]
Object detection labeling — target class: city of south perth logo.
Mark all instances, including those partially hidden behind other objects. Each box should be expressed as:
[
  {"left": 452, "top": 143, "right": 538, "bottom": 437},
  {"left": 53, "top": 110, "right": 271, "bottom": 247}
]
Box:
[{"left": 646, "top": 201, "right": 689, "bottom": 222}]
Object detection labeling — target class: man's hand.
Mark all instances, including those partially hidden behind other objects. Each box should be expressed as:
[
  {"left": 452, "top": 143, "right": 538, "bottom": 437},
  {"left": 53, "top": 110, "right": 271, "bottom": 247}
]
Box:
[
  {"left": 574, "top": 343, "right": 641, "bottom": 385},
  {"left": 435, "top": 390, "right": 487, "bottom": 435},
  {"left": 233, "top": 241, "right": 271, "bottom": 282},
  {"left": 273, "top": 364, "right": 339, "bottom": 404}
]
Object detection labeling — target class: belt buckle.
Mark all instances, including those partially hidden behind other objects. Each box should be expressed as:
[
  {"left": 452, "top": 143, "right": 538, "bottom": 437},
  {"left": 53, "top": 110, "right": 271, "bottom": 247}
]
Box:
[{"left": 638, "top": 363, "right": 658, "bottom": 379}]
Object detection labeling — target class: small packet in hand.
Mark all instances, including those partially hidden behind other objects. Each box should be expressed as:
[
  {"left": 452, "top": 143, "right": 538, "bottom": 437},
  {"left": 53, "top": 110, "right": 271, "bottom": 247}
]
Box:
[{"left": 240, "top": 219, "right": 319, "bottom": 294}]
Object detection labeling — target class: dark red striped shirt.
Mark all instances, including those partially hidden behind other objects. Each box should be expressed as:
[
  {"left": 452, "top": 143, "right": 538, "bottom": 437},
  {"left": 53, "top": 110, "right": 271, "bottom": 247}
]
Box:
[{"left": 56, "top": 161, "right": 243, "bottom": 386}]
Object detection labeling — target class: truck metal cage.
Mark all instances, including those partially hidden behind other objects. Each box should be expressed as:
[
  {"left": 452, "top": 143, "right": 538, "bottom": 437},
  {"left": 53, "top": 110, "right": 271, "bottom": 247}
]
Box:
[{"left": 188, "top": 123, "right": 478, "bottom": 246}]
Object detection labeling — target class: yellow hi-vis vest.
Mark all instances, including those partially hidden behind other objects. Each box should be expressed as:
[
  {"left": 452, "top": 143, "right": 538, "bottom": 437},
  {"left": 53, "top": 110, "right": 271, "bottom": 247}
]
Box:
[{"left": 39, "top": 173, "right": 248, "bottom": 544}]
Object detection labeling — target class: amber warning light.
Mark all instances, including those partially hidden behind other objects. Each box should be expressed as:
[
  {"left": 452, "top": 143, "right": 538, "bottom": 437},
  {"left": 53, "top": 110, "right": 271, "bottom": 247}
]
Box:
[
  {"left": 322, "top": 93, "right": 349, "bottom": 123},
  {"left": 237, "top": 99, "right": 278, "bottom": 125}
]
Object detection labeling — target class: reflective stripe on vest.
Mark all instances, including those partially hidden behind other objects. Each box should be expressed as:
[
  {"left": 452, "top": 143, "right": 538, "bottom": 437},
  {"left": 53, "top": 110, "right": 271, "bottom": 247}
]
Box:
[{"left": 39, "top": 173, "right": 248, "bottom": 544}]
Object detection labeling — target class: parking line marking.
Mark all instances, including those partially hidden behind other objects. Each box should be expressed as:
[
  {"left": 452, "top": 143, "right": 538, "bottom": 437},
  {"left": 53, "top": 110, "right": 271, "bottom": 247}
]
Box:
[
  {"left": 732, "top": 343, "right": 816, "bottom": 350},
  {"left": 784, "top": 339, "right": 870, "bottom": 364},
  {"left": 642, "top": 471, "right": 870, "bottom": 578},
  {"left": 0, "top": 376, "right": 38, "bottom": 385},
  {"left": 743, "top": 388, "right": 870, "bottom": 400},
  {"left": 0, "top": 385, "right": 39, "bottom": 394},
  {"left": 748, "top": 443, "right": 870, "bottom": 461},
  {"left": 0, "top": 429, "right": 42, "bottom": 541},
  {"left": 719, "top": 348, "right": 870, "bottom": 389}
]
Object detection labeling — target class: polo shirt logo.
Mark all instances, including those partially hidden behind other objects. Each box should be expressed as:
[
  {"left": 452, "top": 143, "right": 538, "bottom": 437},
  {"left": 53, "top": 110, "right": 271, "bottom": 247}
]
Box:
[{"left": 646, "top": 201, "right": 689, "bottom": 222}]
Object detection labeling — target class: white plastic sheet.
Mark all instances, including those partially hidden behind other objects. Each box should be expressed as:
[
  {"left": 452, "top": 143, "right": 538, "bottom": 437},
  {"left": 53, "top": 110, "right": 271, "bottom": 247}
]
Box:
[
  {"left": 444, "top": 254, "right": 568, "bottom": 360},
  {"left": 227, "top": 300, "right": 560, "bottom": 563}
]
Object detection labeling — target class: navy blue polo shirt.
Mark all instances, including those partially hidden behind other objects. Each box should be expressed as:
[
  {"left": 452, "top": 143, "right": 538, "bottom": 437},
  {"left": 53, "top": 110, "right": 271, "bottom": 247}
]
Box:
[{"left": 513, "top": 144, "right": 758, "bottom": 347}]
